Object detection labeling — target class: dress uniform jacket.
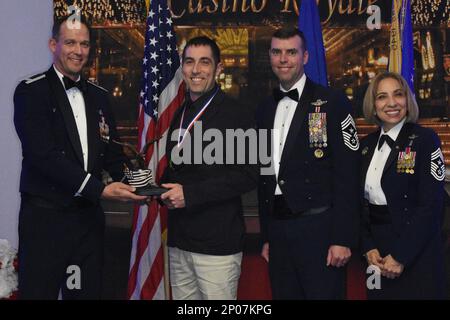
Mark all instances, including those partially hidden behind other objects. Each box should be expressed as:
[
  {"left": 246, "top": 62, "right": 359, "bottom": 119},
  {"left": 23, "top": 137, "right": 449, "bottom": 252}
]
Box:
[
  {"left": 162, "top": 86, "right": 258, "bottom": 256},
  {"left": 14, "top": 67, "right": 126, "bottom": 207},
  {"left": 360, "top": 122, "right": 447, "bottom": 299},
  {"left": 13, "top": 67, "right": 127, "bottom": 299},
  {"left": 256, "top": 78, "right": 360, "bottom": 248}
]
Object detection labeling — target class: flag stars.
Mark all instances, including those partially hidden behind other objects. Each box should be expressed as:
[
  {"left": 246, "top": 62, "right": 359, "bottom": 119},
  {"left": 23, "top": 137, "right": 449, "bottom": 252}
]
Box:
[
  {"left": 150, "top": 52, "right": 159, "bottom": 60},
  {"left": 151, "top": 66, "right": 159, "bottom": 74},
  {"left": 139, "top": 3, "right": 181, "bottom": 122}
]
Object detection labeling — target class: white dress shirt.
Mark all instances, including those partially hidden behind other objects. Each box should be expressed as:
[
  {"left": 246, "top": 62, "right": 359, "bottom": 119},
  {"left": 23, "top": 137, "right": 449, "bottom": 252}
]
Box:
[
  {"left": 54, "top": 65, "right": 91, "bottom": 195},
  {"left": 364, "top": 118, "right": 406, "bottom": 204},
  {"left": 273, "top": 74, "right": 306, "bottom": 195}
]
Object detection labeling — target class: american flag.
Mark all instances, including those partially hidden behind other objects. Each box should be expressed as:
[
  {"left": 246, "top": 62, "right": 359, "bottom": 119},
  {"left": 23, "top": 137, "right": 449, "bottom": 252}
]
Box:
[{"left": 127, "top": 0, "right": 184, "bottom": 300}]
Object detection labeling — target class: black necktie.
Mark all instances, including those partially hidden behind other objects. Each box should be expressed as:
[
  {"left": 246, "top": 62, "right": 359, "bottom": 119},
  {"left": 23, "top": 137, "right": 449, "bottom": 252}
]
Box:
[
  {"left": 273, "top": 88, "right": 299, "bottom": 102},
  {"left": 63, "top": 76, "right": 86, "bottom": 92},
  {"left": 378, "top": 134, "right": 395, "bottom": 150}
]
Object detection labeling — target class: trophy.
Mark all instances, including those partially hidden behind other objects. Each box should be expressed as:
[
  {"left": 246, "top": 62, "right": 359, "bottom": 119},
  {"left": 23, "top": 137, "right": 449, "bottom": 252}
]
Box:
[{"left": 112, "top": 138, "right": 168, "bottom": 196}]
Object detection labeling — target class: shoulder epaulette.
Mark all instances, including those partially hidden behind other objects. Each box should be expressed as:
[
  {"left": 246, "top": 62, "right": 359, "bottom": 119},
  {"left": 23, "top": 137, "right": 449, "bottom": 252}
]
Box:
[
  {"left": 25, "top": 74, "right": 46, "bottom": 84},
  {"left": 87, "top": 81, "right": 108, "bottom": 93}
]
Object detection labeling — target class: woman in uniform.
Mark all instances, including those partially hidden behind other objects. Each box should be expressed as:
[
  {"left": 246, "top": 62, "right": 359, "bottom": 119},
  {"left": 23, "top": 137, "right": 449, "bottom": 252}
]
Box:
[{"left": 360, "top": 72, "right": 447, "bottom": 299}]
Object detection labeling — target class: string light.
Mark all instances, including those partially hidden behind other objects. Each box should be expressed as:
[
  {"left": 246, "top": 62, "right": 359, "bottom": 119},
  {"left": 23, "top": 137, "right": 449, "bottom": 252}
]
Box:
[
  {"left": 54, "top": 1, "right": 448, "bottom": 27},
  {"left": 412, "top": 0, "right": 448, "bottom": 26},
  {"left": 54, "top": 0, "right": 147, "bottom": 25}
]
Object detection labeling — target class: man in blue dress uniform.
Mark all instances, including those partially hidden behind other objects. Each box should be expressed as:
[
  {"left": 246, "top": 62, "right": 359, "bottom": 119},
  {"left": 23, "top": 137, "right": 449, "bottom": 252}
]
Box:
[
  {"left": 256, "top": 27, "right": 360, "bottom": 299},
  {"left": 13, "top": 15, "right": 146, "bottom": 299}
]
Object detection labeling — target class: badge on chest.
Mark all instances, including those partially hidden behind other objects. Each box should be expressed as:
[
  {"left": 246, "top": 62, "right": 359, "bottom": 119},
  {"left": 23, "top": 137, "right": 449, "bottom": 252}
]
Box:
[{"left": 99, "top": 109, "right": 110, "bottom": 143}]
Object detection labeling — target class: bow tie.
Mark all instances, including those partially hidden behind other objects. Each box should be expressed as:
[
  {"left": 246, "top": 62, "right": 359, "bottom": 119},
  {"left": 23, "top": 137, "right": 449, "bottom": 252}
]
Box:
[
  {"left": 63, "top": 76, "right": 86, "bottom": 92},
  {"left": 273, "top": 88, "right": 299, "bottom": 102},
  {"left": 378, "top": 134, "right": 395, "bottom": 150}
]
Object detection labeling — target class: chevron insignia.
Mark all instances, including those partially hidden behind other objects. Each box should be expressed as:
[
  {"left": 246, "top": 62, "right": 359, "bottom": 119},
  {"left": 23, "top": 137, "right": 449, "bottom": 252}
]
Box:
[
  {"left": 430, "top": 148, "right": 445, "bottom": 181},
  {"left": 341, "top": 114, "right": 359, "bottom": 151},
  {"left": 124, "top": 168, "right": 153, "bottom": 188}
]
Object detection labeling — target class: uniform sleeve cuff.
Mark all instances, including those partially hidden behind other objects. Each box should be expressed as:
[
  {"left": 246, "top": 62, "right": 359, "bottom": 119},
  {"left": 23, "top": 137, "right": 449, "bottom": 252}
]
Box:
[{"left": 75, "top": 173, "right": 91, "bottom": 196}]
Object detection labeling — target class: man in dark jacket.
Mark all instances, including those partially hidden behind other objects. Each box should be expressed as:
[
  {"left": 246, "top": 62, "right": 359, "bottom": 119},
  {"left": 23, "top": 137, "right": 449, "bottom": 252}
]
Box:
[
  {"left": 161, "top": 36, "right": 257, "bottom": 300},
  {"left": 256, "top": 27, "right": 360, "bottom": 299},
  {"left": 13, "top": 15, "right": 146, "bottom": 299}
]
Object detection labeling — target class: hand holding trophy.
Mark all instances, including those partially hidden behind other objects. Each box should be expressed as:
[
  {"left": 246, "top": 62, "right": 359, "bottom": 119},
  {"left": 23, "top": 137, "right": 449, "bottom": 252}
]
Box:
[{"left": 112, "top": 138, "right": 168, "bottom": 197}]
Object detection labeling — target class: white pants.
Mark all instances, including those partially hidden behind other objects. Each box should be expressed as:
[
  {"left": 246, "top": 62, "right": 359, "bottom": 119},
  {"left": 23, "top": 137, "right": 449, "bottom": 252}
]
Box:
[{"left": 169, "top": 247, "right": 243, "bottom": 300}]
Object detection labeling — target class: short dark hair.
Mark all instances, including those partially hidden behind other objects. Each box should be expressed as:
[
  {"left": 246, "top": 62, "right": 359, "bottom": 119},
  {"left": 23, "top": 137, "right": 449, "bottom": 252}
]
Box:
[
  {"left": 272, "top": 27, "right": 307, "bottom": 51},
  {"left": 182, "top": 36, "right": 221, "bottom": 65},
  {"left": 52, "top": 15, "right": 91, "bottom": 41}
]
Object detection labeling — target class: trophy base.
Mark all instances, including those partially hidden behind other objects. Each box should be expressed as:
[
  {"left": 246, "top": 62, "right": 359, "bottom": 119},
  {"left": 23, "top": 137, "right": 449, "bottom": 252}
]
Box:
[{"left": 135, "top": 186, "right": 168, "bottom": 196}]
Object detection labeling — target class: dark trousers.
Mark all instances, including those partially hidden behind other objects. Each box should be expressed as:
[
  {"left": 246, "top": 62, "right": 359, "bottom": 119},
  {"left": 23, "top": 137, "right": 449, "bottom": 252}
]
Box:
[
  {"left": 268, "top": 209, "right": 345, "bottom": 300},
  {"left": 18, "top": 198, "right": 104, "bottom": 300}
]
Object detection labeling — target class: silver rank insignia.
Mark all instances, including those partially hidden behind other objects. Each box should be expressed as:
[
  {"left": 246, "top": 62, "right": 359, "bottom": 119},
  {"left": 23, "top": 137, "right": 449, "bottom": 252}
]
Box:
[
  {"left": 341, "top": 114, "right": 359, "bottom": 151},
  {"left": 397, "top": 147, "right": 416, "bottom": 174},
  {"left": 430, "top": 148, "right": 445, "bottom": 181},
  {"left": 99, "top": 109, "right": 110, "bottom": 142}
]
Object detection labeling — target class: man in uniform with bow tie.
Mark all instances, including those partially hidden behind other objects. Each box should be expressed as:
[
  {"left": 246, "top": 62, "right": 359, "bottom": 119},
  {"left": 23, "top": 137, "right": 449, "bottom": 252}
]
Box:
[
  {"left": 256, "top": 27, "right": 360, "bottom": 299},
  {"left": 13, "top": 15, "right": 146, "bottom": 299}
]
